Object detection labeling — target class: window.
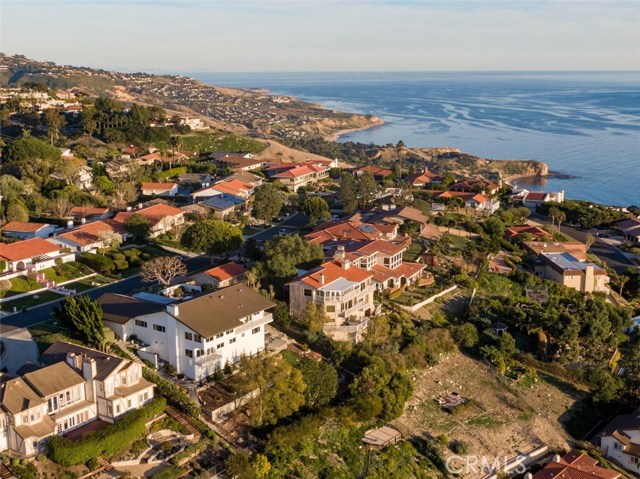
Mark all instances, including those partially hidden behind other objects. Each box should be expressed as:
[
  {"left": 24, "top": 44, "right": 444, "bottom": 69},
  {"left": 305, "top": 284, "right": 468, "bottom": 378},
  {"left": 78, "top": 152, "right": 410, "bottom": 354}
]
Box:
[
  {"left": 229, "top": 338, "right": 236, "bottom": 344},
  {"left": 360, "top": 282, "right": 365, "bottom": 291},
  {"left": 135, "top": 319, "right": 147, "bottom": 328},
  {"left": 127, "top": 399, "right": 132, "bottom": 409},
  {"left": 185, "top": 332, "right": 193, "bottom": 341},
  {"left": 196, "top": 350, "right": 204, "bottom": 357},
  {"left": 252, "top": 327, "right": 260, "bottom": 334},
  {"left": 107, "top": 405, "right": 113, "bottom": 416},
  {"left": 614, "top": 442, "right": 622, "bottom": 450},
  {"left": 22, "top": 415, "right": 28, "bottom": 424},
  {"left": 226, "top": 330, "right": 233, "bottom": 335},
  {"left": 185, "top": 349, "right": 193, "bottom": 358},
  {"left": 215, "top": 333, "right": 223, "bottom": 339},
  {"left": 325, "top": 305, "right": 335, "bottom": 313},
  {"left": 32, "top": 440, "right": 38, "bottom": 449},
  {"left": 304, "top": 289, "right": 312, "bottom": 297},
  {"left": 116, "top": 405, "right": 120, "bottom": 414},
  {"left": 217, "top": 343, "right": 224, "bottom": 349},
  {"left": 194, "top": 334, "right": 202, "bottom": 342},
  {"left": 153, "top": 324, "right": 166, "bottom": 332}
]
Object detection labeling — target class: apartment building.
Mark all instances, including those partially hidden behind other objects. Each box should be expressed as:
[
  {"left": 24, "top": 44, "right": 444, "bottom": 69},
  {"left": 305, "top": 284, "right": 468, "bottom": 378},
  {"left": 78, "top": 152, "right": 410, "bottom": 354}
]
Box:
[
  {"left": 0, "top": 342, "right": 154, "bottom": 456},
  {"left": 98, "top": 285, "right": 275, "bottom": 381}
]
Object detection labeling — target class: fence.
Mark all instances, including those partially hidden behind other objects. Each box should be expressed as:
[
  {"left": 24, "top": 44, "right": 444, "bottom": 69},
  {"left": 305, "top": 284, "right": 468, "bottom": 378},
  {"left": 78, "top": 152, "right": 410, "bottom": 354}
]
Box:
[{"left": 397, "top": 285, "right": 458, "bottom": 312}]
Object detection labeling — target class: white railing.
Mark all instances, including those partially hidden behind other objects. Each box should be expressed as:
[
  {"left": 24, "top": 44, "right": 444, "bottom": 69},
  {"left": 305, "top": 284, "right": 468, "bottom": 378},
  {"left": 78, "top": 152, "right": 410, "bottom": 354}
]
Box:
[{"left": 324, "top": 317, "right": 370, "bottom": 334}]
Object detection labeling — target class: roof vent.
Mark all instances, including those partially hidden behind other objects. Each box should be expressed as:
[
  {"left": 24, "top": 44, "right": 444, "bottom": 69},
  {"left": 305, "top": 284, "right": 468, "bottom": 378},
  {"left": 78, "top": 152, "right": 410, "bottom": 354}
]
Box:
[{"left": 220, "top": 295, "right": 225, "bottom": 300}]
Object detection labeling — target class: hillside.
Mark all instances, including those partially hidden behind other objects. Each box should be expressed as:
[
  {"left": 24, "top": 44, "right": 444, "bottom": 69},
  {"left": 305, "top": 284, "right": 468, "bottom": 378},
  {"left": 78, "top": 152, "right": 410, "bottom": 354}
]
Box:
[{"left": 0, "top": 53, "right": 380, "bottom": 141}]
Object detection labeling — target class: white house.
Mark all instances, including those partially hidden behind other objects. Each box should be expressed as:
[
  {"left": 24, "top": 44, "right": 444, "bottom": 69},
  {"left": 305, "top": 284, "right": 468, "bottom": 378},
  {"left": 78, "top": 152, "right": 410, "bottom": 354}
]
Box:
[
  {"left": 140, "top": 182, "right": 179, "bottom": 197},
  {"left": 49, "top": 220, "right": 126, "bottom": 253},
  {"left": 0, "top": 342, "right": 154, "bottom": 456},
  {"left": 1, "top": 222, "right": 57, "bottom": 240},
  {"left": 112, "top": 204, "right": 185, "bottom": 239},
  {"left": 598, "top": 409, "right": 640, "bottom": 475},
  {"left": 98, "top": 285, "right": 275, "bottom": 381},
  {"left": 0, "top": 238, "right": 74, "bottom": 274}
]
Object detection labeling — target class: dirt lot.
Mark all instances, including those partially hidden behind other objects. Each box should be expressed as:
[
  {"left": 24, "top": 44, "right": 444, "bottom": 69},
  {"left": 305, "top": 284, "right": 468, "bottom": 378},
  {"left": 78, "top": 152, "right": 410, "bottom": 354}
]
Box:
[{"left": 393, "top": 351, "right": 576, "bottom": 477}]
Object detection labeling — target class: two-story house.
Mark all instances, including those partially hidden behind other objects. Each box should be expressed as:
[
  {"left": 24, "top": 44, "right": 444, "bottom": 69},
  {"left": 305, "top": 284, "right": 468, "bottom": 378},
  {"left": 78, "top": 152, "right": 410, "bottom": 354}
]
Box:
[
  {"left": 598, "top": 409, "right": 640, "bottom": 475},
  {"left": 98, "top": 285, "right": 275, "bottom": 381},
  {"left": 288, "top": 259, "right": 376, "bottom": 343},
  {"left": 265, "top": 163, "right": 329, "bottom": 191},
  {"left": 0, "top": 343, "right": 154, "bottom": 456}
]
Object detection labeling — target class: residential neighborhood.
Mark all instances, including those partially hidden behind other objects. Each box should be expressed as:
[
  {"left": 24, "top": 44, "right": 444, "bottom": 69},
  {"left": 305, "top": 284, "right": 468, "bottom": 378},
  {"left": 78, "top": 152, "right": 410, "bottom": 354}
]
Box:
[{"left": 0, "top": 59, "right": 637, "bottom": 479}]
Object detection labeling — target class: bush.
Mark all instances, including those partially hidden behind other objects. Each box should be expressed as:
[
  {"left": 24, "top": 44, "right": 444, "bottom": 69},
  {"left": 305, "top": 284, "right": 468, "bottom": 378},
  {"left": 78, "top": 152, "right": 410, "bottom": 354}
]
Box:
[
  {"left": 47, "top": 398, "right": 166, "bottom": 466},
  {"left": 78, "top": 253, "right": 115, "bottom": 274},
  {"left": 113, "top": 260, "right": 129, "bottom": 271},
  {"left": 452, "top": 441, "right": 468, "bottom": 454},
  {"left": 151, "top": 465, "right": 187, "bottom": 479},
  {"left": 170, "top": 441, "right": 207, "bottom": 466},
  {"left": 9, "top": 276, "right": 41, "bottom": 293},
  {"left": 86, "top": 457, "right": 99, "bottom": 471},
  {"left": 10, "top": 463, "right": 38, "bottom": 479},
  {"left": 143, "top": 369, "right": 200, "bottom": 417},
  {"left": 110, "top": 252, "right": 126, "bottom": 262},
  {"left": 123, "top": 248, "right": 141, "bottom": 259}
]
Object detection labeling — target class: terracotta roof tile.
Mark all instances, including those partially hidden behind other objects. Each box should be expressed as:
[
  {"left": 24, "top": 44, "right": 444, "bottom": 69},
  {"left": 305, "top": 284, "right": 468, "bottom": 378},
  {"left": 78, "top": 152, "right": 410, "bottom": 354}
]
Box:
[
  {"left": 0, "top": 238, "right": 60, "bottom": 261},
  {"left": 1, "top": 221, "right": 51, "bottom": 233},
  {"left": 204, "top": 262, "right": 248, "bottom": 282}
]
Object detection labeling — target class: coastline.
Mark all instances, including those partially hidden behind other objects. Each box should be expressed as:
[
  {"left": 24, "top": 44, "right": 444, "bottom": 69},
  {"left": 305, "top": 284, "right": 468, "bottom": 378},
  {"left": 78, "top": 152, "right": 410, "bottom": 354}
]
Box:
[{"left": 323, "top": 116, "right": 385, "bottom": 142}]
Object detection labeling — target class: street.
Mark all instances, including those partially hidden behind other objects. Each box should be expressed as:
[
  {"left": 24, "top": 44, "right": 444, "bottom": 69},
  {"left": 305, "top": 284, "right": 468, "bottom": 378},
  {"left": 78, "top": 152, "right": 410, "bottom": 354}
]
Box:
[{"left": 0, "top": 255, "right": 212, "bottom": 330}]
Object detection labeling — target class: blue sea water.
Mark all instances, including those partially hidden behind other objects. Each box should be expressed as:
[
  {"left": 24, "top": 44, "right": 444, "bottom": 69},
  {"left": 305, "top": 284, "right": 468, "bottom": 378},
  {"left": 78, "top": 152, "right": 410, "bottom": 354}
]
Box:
[{"left": 191, "top": 72, "right": 640, "bottom": 206}]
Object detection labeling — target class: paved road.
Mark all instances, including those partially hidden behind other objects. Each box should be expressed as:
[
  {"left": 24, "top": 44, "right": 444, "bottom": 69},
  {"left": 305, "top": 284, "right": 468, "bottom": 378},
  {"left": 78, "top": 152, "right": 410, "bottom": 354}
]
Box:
[
  {"left": 249, "top": 214, "right": 308, "bottom": 242},
  {"left": 529, "top": 213, "right": 636, "bottom": 274},
  {"left": 0, "top": 256, "right": 212, "bottom": 330}
]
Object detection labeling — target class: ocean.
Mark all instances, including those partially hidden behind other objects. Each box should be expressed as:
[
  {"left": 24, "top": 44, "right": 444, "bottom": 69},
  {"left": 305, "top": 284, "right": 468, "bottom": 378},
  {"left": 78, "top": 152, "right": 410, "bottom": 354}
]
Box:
[{"left": 191, "top": 72, "right": 640, "bottom": 207}]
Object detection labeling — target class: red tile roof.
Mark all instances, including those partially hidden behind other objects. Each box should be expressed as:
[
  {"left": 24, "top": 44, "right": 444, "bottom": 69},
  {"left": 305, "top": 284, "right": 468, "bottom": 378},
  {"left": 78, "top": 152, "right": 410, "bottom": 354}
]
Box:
[
  {"left": 211, "top": 179, "right": 253, "bottom": 196},
  {"left": 57, "top": 221, "right": 124, "bottom": 247},
  {"left": 355, "top": 165, "right": 393, "bottom": 177},
  {"left": 533, "top": 452, "right": 620, "bottom": 479},
  {"left": 141, "top": 182, "right": 176, "bottom": 191},
  {"left": 70, "top": 206, "right": 110, "bottom": 217},
  {"left": 204, "top": 262, "right": 248, "bottom": 282},
  {"left": 351, "top": 239, "right": 406, "bottom": 257},
  {"left": 113, "top": 204, "right": 184, "bottom": 228},
  {"left": 369, "top": 262, "right": 425, "bottom": 284},
  {"left": 305, "top": 221, "right": 390, "bottom": 245},
  {"left": 296, "top": 260, "right": 372, "bottom": 289},
  {"left": 525, "top": 192, "right": 549, "bottom": 201},
  {"left": 0, "top": 238, "right": 59, "bottom": 261},
  {"left": 505, "top": 225, "right": 553, "bottom": 240},
  {"left": 273, "top": 163, "right": 327, "bottom": 179},
  {"left": 1, "top": 222, "right": 50, "bottom": 233}
]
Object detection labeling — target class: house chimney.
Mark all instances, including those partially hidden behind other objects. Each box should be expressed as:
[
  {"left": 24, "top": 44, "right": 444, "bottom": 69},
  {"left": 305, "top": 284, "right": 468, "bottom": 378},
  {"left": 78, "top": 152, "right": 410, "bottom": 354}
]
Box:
[
  {"left": 80, "top": 217, "right": 86, "bottom": 224},
  {"left": 126, "top": 206, "right": 132, "bottom": 212},
  {"left": 319, "top": 274, "right": 325, "bottom": 285},
  {"left": 424, "top": 166, "right": 430, "bottom": 174},
  {"left": 167, "top": 304, "right": 179, "bottom": 317},
  {"left": 66, "top": 352, "right": 81, "bottom": 369},
  {"left": 552, "top": 454, "right": 561, "bottom": 463},
  {"left": 335, "top": 245, "right": 346, "bottom": 260},
  {"left": 137, "top": 203, "right": 143, "bottom": 210},
  {"left": 82, "top": 357, "right": 97, "bottom": 381},
  {"left": 342, "top": 259, "right": 351, "bottom": 270},
  {"left": 66, "top": 220, "right": 73, "bottom": 229}
]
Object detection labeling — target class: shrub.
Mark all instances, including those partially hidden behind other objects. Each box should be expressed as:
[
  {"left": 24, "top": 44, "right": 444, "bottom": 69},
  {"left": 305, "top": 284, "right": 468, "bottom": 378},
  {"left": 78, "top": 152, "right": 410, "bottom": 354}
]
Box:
[
  {"left": 110, "top": 252, "right": 126, "bottom": 262},
  {"left": 9, "top": 276, "right": 41, "bottom": 293},
  {"left": 86, "top": 457, "right": 99, "bottom": 471},
  {"left": 113, "top": 260, "right": 129, "bottom": 271},
  {"left": 170, "top": 441, "right": 207, "bottom": 466},
  {"left": 452, "top": 441, "right": 468, "bottom": 455},
  {"left": 78, "top": 253, "right": 115, "bottom": 274},
  {"left": 10, "top": 463, "right": 38, "bottom": 479},
  {"left": 141, "top": 252, "right": 152, "bottom": 260},
  {"left": 123, "top": 248, "right": 141, "bottom": 259},
  {"left": 151, "top": 465, "right": 187, "bottom": 479},
  {"left": 47, "top": 398, "right": 166, "bottom": 466},
  {"left": 143, "top": 369, "right": 200, "bottom": 417}
]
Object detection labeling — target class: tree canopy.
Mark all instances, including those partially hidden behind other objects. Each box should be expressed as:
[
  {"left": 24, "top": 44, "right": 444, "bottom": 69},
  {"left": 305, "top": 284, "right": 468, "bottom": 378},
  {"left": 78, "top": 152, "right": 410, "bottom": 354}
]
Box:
[
  {"left": 180, "top": 219, "right": 243, "bottom": 255},
  {"left": 300, "top": 196, "right": 330, "bottom": 225},
  {"left": 54, "top": 296, "right": 106, "bottom": 349},
  {"left": 252, "top": 183, "right": 283, "bottom": 221}
]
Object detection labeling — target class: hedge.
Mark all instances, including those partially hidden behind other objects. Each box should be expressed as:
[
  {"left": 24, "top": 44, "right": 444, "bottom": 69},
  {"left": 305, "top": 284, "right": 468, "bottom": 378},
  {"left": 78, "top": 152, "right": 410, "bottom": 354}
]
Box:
[
  {"left": 143, "top": 369, "right": 200, "bottom": 417},
  {"left": 151, "top": 465, "right": 187, "bottom": 479},
  {"left": 47, "top": 397, "right": 166, "bottom": 466},
  {"left": 110, "top": 252, "right": 126, "bottom": 262},
  {"left": 78, "top": 253, "right": 115, "bottom": 274},
  {"left": 158, "top": 167, "right": 187, "bottom": 180},
  {"left": 123, "top": 248, "right": 141, "bottom": 259},
  {"left": 114, "top": 260, "right": 129, "bottom": 270}
]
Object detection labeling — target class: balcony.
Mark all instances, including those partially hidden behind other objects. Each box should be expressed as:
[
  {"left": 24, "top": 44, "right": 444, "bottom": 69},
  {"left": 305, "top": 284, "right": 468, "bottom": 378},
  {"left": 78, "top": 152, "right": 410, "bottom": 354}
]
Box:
[
  {"left": 323, "top": 317, "right": 370, "bottom": 335},
  {"left": 340, "top": 299, "right": 369, "bottom": 319},
  {"left": 195, "top": 352, "right": 222, "bottom": 366}
]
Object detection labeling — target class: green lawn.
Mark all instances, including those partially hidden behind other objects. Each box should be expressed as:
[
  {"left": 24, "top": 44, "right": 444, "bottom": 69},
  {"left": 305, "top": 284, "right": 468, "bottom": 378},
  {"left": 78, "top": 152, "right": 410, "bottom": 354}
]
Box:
[
  {"left": 0, "top": 276, "right": 43, "bottom": 299},
  {"left": 28, "top": 319, "right": 83, "bottom": 353},
  {"left": 65, "top": 275, "right": 113, "bottom": 293},
  {"left": 180, "top": 132, "right": 266, "bottom": 155},
  {"left": 0, "top": 290, "right": 63, "bottom": 311},
  {"left": 42, "top": 261, "right": 94, "bottom": 284},
  {"left": 392, "top": 285, "right": 440, "bottom": 306},
  {"left": 403, "top": 242, "right": 423, "bottom": 262},
  {"left": 477, "top": 273, "right": 524, "bottom": 298},
  {"left": 281, "top": 349, "right": 301, "bottom": 367},
  {"left": 442, "top": 233, "right": 471, "bottom": 250}
]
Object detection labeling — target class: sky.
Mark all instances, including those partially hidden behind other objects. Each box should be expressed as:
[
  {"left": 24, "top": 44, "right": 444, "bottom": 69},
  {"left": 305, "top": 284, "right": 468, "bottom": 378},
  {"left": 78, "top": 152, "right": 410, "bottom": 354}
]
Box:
[{"left": 1, "top": 0, "right": 639, "bottom": 72}]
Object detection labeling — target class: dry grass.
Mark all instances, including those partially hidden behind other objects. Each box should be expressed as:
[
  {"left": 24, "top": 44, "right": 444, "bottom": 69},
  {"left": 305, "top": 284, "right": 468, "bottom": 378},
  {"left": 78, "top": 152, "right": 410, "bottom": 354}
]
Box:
[{"left": 393, "top": 350, "right": 576, "bottom": 478}]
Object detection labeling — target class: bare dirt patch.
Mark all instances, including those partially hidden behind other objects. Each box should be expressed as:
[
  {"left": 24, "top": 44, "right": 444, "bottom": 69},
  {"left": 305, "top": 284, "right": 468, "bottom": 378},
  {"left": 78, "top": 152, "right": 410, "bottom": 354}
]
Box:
[{"left": 393, "top": 351, "right": 575, "bottom": 477}]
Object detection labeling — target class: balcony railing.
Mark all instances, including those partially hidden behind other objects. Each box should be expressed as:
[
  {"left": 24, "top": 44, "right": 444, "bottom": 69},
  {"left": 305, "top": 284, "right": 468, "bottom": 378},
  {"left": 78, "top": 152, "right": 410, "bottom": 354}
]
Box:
[{"left": 323, "top": 317, "right": 370, "bottom": 334}]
